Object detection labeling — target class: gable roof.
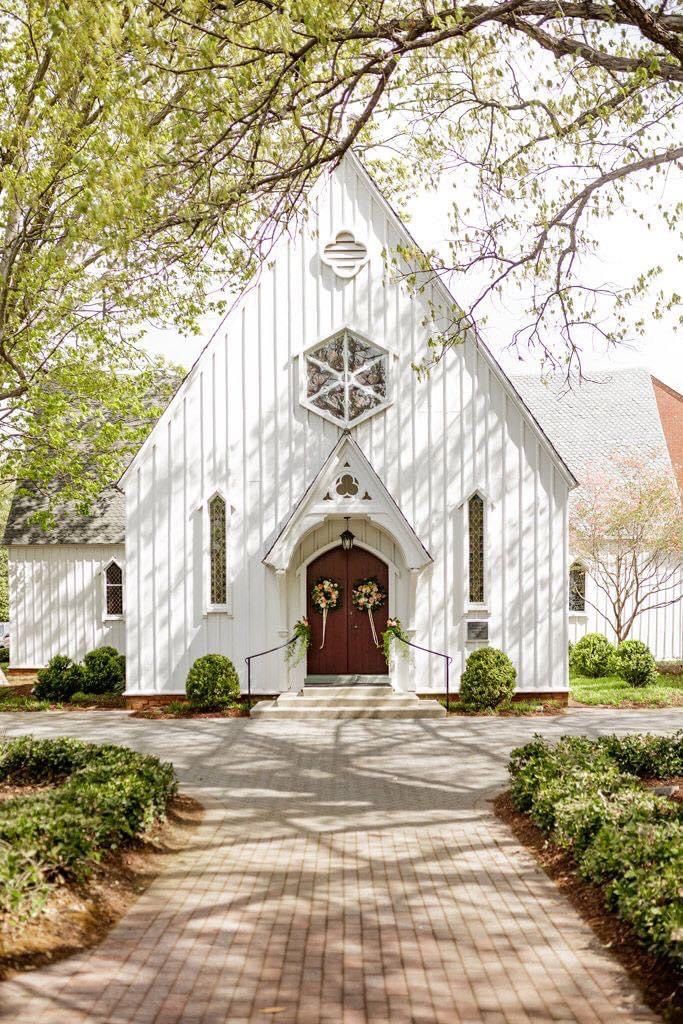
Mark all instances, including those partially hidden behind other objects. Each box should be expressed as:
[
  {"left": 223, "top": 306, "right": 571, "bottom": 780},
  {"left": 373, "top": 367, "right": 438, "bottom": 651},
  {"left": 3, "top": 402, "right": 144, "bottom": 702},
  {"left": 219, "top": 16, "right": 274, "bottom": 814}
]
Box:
[
  {"left": 345, "top": 153, "right": 578, "bottom": 491},
  {"left": 263, "top": 434, "right": 433, "bottom": 571},
  {"left": 512, "top": 368, "right": 674, "bottom": 484},
  {"left": 2, "top": 484, "right": 125, "bottom": 546},
  {"left": 118, "top": 149, "right": 577, "bottom": 492}
]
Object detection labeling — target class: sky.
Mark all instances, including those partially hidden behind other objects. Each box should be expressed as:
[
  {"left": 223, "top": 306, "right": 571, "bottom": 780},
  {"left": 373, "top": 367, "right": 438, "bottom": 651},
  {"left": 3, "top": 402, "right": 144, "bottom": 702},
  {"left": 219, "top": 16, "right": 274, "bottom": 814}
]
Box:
[{"left": 143, "top": 173, "right": 683, "bottom": 394}]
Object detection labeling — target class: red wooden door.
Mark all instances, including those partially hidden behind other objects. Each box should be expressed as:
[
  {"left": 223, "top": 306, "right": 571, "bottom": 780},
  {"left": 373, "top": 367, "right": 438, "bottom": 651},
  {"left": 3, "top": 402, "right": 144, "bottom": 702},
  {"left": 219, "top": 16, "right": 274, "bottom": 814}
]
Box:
[{"left": 306, "top": 546, "right": 389, "bottom": 676}]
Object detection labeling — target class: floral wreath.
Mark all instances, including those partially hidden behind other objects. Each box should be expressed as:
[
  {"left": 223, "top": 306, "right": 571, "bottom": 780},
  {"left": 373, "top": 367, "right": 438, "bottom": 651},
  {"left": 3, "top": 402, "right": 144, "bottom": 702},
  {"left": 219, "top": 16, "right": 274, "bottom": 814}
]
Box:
[
  {"left": 352, "top": 577, "right": 387, "bottom": 646},
  {"left": 311, "top": 577, "right": 342, "bottom": 649}
]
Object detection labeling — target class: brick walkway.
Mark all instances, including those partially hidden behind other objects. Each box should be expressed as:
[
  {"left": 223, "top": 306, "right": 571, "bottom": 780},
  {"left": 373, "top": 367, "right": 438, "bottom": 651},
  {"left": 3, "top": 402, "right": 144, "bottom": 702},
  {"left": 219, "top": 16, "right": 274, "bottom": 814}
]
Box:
[{"left": 1, "top": 709, "right": 679, "bottom": 1023}]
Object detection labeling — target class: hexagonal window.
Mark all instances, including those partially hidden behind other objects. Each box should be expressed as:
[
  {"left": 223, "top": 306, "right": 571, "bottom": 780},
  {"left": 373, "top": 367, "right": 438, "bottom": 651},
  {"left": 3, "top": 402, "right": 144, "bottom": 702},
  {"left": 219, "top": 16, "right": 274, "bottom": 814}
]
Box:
[{"left": 302, "top": 329, "right": 391, "bottom": 427}]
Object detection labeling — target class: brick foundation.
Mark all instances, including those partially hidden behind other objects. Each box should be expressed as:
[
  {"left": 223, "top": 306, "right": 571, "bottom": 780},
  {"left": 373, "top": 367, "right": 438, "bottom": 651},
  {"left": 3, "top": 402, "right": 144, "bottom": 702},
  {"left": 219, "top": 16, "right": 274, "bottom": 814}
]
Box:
[
  {"left": 418, "top": 690, "right": 569, "bottom": 706},
  {"left": 4, "top": 668, "right": 39, "bottom": 686},
  {"left": 125, "top": 694, "right": 184, "bottom": 711}
]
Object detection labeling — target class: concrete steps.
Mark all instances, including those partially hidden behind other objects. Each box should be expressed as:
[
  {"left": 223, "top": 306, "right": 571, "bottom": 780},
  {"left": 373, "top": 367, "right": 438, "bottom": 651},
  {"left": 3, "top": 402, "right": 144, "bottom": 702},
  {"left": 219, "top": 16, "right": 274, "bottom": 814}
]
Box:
[{"left": 251, "top": 686, "right": 446, "bottom": 720}]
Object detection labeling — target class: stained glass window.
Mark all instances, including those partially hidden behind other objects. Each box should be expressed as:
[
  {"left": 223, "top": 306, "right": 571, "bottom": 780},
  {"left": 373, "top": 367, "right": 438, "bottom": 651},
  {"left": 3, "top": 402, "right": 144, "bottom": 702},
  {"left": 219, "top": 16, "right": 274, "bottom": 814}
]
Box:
[
  {"left": 569, "top": 562, "right": 586, "bottom": 612},
  {"left": 305, "top": 329, "right": 388, "bottom": 426},
  {"left": 105, "top": 562, "right": 123, "bottom": 615},
  {"left": 468, "top": 494, "right": 485, "bottom": 603},
  {"left": 209, "top": 495, "right": 227, "bottom": 605}
]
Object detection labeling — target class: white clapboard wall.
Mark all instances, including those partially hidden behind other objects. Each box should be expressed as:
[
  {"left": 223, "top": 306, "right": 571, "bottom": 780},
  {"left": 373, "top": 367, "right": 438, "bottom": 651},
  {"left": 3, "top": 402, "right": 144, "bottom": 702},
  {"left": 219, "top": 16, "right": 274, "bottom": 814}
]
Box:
[{"left": 9, "top": 544, "right": 125, "bottom": 667}]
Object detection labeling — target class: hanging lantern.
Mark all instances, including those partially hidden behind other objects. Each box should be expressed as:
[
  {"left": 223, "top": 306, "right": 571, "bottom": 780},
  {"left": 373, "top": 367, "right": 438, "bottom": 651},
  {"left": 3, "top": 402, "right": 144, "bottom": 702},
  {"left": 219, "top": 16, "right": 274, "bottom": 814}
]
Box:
[{"left": 340, "top": 517, "right": 355, "bottom": 551}]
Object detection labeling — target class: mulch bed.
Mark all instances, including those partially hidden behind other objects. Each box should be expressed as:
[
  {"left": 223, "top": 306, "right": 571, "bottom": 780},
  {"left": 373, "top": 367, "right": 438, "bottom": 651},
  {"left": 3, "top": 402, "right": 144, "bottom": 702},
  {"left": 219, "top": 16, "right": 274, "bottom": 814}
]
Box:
[
  {"left": 494, "top": 792, "right": 682, "bottom": 1022},
  {"left": 0, "top": 793, "right": 203, "bottom": 979},
  {"left": 132, "top": 706, "right": 250, "bottom": 720},
  {"left": 642, "top": 777, "right": 683, "bottom": 804}
]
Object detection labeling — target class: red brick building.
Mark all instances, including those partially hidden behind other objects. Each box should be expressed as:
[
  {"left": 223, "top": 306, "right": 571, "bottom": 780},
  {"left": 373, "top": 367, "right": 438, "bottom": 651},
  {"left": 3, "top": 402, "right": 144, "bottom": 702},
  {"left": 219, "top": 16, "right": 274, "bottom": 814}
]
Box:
[{"left": 652, "top": 376, "right": 683, "bottom": 492}]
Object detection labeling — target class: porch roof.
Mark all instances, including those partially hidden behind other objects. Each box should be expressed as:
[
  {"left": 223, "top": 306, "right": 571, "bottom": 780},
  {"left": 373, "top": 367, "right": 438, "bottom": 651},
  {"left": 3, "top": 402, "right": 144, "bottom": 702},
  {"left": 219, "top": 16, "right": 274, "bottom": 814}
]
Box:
[{"left": 263, "top": 435, "right": 433, "bottom": 572}]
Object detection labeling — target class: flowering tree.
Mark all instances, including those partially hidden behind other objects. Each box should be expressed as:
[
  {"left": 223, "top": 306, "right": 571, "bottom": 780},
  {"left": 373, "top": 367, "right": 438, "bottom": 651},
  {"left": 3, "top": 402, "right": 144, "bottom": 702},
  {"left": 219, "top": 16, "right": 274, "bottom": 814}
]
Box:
[{"left": 570, "top": 453, "right": 683, "bottom": 643}]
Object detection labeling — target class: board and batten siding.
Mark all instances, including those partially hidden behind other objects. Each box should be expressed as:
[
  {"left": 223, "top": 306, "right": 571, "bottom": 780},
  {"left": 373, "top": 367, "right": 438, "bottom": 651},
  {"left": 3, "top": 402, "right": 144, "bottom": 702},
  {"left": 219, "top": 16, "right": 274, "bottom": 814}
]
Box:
[
  {"left": 8, "top": 544, "right": 125, "bottom": 667},
  {"left": 122, "top": 154, "right": 573, "bottom": 695}
]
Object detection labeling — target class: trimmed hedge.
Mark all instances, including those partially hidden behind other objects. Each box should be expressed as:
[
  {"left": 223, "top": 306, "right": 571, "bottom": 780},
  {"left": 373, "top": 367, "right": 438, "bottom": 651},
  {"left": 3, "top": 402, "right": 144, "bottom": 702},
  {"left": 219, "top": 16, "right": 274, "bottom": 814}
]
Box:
[
  {"left": 33, "top": 656, "right": 85, "bottom": 702},
  {"left": 569, "top": 632, "right": 615, "bottom": 677},
  {"left": 508, "top": 732, "right": 683, "bottom": 963},
  {"left": 33, "top": 648, "right": 126, "bottom": 703},
  {"left": 614, "top": 640, "right": 658, "bottom": 688},
  {"left": 186, "top": 654, "right": 239, "bottom": 708},
  {"left": 0, "top": 736, "right": 176, "bottom": 920},
  {"left": 459, "top": 647, "right": 516, "bottom": 710},
  {"left": 82, "top": 646, "right": 126, "bottom": 695}
]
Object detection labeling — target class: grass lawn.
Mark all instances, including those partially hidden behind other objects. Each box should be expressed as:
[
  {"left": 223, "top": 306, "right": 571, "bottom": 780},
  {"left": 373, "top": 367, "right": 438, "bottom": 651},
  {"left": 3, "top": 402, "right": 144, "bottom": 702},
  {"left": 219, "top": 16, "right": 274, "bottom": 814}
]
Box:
[{"left": 570, "top": 672, "right": 683, "bottom": 707}]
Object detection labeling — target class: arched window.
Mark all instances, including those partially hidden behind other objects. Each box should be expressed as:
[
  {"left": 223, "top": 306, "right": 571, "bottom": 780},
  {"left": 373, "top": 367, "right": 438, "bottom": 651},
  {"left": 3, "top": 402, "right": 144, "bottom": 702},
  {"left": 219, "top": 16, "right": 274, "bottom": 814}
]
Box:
[
  {"left": 569, "top": 562, "right": 586, "bottom": 612},
  {"left": 468, "top": 494, "right": 485, "bottom": 603},
  {"left": 105, "top": 562, "right": 124, "bottom": 615},
  {"left": 209, "top": 494, "right": 227, "bottom": 605}
]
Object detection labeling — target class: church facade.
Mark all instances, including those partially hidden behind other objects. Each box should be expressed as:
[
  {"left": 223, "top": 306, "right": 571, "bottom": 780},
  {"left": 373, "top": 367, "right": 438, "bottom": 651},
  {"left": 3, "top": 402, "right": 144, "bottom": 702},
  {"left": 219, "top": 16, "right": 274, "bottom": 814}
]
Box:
[{"left": 6, "top": 153, "right": 630, "bottom": 702}]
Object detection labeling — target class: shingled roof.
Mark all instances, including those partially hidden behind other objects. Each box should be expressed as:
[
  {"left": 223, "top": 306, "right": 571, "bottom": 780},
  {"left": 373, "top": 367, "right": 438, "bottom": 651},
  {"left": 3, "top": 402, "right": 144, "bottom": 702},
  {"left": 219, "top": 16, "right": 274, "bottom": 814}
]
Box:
[
  {"left": 2, "top": 484, "right": 125, "bottom": 545},
  {"left": 512, "top": 367, "right": 674, "bottom": 484}
]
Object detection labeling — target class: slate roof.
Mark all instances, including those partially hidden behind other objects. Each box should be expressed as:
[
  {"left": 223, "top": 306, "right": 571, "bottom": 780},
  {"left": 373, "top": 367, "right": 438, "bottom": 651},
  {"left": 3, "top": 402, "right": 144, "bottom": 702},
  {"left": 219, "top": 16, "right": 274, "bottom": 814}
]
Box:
[
  {"left": 2, "top": 484, "right": 125, "bottom": 545},
  {"left": 511, "top": 367, "right": 673, "bottom": 484}
]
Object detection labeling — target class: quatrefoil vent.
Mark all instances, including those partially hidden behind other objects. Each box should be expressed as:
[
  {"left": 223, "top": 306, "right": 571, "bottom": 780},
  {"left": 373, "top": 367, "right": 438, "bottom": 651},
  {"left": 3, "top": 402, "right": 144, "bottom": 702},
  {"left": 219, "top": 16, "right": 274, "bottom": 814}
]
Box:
[{"left": 321, "top": 230, "right": 369, "bottom": 279}]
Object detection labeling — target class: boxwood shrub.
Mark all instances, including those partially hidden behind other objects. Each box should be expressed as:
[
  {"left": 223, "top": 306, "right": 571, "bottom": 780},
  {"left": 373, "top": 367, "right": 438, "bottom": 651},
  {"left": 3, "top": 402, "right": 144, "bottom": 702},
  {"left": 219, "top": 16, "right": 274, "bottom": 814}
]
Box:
[
  {"left": 459, "top": 648, "right": 516, "bottom": 710},
  {"left": 614, "top": 639, "right": 658, "bottom": 688},
  {"left": 81, "top": 646, "right": 126, "bottom": 695},
  {"left": 569, "top": 632, "right": 615, "bottom": 677},
  {"left": 508, "top": 731, "right": 683, "bottom": 964},
  {"left": 186, "top": 654, "right": 239, "bottom": 708},
  {"left": 0, "top": 736, "right": 177, "bottom": 920},
  {"left": 33, "top": 656, "right": 85, "bottom": 702}
]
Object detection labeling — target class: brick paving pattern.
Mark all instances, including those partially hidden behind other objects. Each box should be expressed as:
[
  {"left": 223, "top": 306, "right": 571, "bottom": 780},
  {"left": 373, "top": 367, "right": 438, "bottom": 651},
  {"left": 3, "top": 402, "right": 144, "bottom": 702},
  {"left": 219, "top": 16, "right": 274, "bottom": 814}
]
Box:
[{"left": 0, "top": 709, "right": 678, "bottom": 1023}]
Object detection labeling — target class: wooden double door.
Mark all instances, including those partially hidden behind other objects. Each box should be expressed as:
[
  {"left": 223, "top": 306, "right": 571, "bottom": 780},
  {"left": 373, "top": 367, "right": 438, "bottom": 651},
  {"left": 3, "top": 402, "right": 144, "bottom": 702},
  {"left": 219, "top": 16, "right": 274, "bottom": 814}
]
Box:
[{"left": 306, "top": 546, "right": 389, "bottom": 676}]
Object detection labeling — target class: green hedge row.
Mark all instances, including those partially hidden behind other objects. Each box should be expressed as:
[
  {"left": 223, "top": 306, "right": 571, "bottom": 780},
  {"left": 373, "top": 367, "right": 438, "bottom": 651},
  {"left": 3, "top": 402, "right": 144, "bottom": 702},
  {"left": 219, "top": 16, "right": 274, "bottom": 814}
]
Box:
[
  {"left": 34, "top": 647, "right": 126, "bottom": 702},
  {"left": 509, "top": 732, "right": 683, "bottom": 964},
  {"left": 569, "top": 633, "right": 659, "bottom": 686},
  {"left": 0, "top": 736, "right": 177, "bottom": 919}
]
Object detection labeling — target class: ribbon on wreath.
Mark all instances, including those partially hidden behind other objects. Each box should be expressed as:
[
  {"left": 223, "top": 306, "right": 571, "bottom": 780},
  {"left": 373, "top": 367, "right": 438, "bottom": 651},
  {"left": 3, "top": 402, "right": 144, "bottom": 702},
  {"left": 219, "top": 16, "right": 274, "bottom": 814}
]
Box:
[{"left": 351, "top": 577, "right": 387, "bottom": 648}]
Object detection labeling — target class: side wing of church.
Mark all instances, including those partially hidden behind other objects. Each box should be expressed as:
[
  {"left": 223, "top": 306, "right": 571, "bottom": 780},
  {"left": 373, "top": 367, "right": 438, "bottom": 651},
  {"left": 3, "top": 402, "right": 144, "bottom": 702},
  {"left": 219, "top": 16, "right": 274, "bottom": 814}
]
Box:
[{"left": 4, "top": 153, "right": 580, "bottom": 700}]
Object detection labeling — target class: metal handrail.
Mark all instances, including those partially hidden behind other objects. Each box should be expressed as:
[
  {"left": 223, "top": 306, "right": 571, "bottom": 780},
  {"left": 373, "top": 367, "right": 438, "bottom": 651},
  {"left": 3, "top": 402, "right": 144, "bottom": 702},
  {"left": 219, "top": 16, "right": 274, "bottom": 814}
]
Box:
[
  {"left": 245, "top": 636, "right": 296, "bottom": 710},
  {"left": 245, "top": 635, "right": 453, "bottom": 712},
  {"left": 401, "top": 638, "right": 454, "bottom": 710}
]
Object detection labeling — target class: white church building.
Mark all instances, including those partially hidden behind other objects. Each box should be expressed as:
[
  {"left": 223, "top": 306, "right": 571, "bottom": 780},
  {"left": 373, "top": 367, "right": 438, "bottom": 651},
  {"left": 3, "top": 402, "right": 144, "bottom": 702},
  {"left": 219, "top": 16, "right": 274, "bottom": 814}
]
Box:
[{"left": 4, "top": 154, "right": 681, "bottom": 705}]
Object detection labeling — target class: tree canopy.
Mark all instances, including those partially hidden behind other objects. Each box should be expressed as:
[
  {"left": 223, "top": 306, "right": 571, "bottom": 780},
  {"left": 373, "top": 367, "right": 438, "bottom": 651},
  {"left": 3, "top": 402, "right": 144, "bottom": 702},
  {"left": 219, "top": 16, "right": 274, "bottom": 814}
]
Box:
[{"left": 1, "top": 0, "right": 680, "bottom": 499}]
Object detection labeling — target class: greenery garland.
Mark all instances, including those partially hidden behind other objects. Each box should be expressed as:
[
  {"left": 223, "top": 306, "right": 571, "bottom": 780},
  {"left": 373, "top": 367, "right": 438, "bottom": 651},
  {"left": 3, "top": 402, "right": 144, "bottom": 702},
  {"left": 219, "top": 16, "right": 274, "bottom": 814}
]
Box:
[
  {"left": 381, "top": 618, "right": 411, "bottom": 667},
  {"left": 286, "top": 617, "right": 312, "bottom": 667}
]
